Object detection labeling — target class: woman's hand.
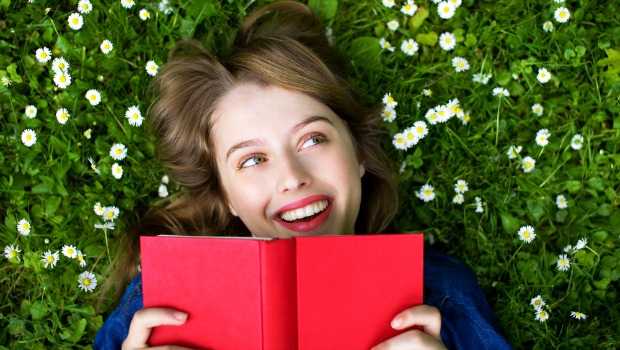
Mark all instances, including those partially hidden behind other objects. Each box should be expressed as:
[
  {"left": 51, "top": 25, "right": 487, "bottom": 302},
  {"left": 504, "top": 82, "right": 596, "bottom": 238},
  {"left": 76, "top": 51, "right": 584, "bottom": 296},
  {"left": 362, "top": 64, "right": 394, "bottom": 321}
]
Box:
[
  {"left": 122, "top": 307, "right": 195, "bottom": 350},
  {"left": 371, "top": 304, "right": 447, "bottom": 350}
]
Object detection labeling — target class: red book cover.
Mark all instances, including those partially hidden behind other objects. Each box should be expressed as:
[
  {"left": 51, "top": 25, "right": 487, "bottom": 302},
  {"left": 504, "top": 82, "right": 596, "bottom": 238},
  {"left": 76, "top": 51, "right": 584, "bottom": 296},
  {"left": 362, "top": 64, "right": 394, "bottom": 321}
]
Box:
[{"left": 141, "top": 234, "right": 424, "bottom": 349}]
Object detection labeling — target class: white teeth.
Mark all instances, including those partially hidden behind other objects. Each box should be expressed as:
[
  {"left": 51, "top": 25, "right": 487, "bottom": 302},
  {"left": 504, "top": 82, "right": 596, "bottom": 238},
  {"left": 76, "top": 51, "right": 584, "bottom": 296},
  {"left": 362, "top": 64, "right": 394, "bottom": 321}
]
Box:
[{"left": 280, "top": 200, "right": 328, "bottom": 222}]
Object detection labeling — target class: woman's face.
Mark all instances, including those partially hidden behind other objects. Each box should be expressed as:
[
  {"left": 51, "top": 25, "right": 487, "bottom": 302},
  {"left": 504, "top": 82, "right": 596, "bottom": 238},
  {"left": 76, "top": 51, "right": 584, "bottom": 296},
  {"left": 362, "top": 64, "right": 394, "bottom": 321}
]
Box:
[{"left": 212, "top": 84, "right": 365, "bottom": 238}]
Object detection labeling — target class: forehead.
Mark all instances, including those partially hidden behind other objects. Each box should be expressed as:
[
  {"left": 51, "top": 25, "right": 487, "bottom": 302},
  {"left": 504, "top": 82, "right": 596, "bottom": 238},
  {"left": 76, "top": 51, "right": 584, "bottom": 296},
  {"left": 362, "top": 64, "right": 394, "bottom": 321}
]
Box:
[{"left": 211, "top": 84, "right": 344, "bottom": 150}]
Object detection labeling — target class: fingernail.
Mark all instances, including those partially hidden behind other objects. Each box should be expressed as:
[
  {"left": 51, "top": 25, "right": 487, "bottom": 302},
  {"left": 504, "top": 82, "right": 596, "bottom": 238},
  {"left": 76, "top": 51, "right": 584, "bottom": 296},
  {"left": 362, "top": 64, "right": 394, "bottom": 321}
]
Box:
[
  {"left": 391, "top": 316, "right": 402, "bottom": 329},
  {"left": 174, "top": 311, "right": 188, "bottom": 321}
]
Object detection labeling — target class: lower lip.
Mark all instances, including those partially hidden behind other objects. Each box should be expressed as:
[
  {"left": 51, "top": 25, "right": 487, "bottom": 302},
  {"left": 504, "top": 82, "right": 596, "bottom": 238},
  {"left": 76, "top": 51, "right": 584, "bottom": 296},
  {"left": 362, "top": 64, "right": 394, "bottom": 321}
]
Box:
[{"left": 275, "top": 201, "right": 333, "bottom": 233}]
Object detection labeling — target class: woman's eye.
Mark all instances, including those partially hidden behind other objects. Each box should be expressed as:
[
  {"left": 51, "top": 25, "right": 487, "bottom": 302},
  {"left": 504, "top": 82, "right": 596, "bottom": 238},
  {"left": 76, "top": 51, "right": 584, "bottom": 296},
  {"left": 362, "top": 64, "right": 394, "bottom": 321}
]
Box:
[
  {"left": 300, "top": 134, "right": 326, "bottom": 149},
  {"left": 239, "top": 155, "right": 267, "bottom": 168}
]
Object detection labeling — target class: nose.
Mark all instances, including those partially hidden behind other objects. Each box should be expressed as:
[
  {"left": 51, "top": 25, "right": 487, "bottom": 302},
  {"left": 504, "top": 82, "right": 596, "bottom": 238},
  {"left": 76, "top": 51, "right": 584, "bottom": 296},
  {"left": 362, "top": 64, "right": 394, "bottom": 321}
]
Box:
[{"left": 276, "top": 153, "right": 311, "bottom": 193}]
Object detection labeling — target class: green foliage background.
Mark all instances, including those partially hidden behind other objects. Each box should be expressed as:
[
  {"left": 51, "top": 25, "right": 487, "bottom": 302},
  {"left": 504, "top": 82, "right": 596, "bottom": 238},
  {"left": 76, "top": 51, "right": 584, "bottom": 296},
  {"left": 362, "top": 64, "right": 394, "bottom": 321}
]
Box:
[{"left": 1, "top": 0, "right": 619, "bottom": 348}]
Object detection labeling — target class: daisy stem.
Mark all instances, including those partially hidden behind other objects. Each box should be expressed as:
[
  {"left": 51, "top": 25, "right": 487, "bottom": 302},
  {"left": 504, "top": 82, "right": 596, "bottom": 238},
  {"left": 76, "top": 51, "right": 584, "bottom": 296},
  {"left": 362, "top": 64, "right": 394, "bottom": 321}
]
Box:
[
  {"left": 498, "top": 242, "right": 524, "bottom": 281},
  {"left": 104, "top": 229, "right": 111, "bottom": 264},
  {"left": 495, "top": 99, "right": 501, "bottom": 147}
]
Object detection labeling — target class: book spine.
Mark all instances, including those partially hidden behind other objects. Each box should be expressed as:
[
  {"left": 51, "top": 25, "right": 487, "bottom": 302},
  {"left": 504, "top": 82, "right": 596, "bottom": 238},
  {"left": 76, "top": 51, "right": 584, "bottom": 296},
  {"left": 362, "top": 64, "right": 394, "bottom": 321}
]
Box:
[{"left": 260, "top": 239, "right": 298, "bottom": 350}]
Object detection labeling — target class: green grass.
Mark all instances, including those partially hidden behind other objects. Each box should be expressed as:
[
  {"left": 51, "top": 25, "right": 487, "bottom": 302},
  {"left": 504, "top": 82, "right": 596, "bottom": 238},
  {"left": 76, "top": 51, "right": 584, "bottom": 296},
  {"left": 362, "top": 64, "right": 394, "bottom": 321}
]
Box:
[{"left": 1, "top": 0, "right": 619, "bottom": 348}]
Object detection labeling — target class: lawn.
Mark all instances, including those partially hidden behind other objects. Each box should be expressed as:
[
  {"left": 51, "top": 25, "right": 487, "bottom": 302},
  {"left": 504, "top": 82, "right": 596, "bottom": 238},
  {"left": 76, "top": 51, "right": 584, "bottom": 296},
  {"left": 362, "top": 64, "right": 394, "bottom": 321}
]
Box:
[{"left": 1, "top": 0, "right": 619, "bottom": 348}]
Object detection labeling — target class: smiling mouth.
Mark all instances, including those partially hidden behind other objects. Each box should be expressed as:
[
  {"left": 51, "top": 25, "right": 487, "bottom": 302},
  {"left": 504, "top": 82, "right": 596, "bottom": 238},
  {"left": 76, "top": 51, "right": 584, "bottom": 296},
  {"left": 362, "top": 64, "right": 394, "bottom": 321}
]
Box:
[{"left": 279, "top": 199, "right": 329, "bottom": 222}]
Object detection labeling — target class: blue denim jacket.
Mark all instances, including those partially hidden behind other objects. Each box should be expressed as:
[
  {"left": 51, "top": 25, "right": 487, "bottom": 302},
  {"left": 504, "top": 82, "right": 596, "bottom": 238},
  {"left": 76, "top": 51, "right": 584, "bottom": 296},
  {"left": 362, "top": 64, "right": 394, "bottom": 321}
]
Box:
[{"left": 94, "top": 250, "right": 512, "bottom": 349}]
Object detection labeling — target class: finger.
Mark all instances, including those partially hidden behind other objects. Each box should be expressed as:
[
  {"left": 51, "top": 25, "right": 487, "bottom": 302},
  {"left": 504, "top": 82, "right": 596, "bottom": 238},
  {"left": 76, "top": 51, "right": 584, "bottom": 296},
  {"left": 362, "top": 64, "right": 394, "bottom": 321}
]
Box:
[
  {"left": 371, "top": 329, "right": 446, "bottom": 350},
  {"left": 122, "top": 308, "right": 188, "bottom": 350},
  {"left": 391, "top": 304, "right": 441, "bottom": 339}
]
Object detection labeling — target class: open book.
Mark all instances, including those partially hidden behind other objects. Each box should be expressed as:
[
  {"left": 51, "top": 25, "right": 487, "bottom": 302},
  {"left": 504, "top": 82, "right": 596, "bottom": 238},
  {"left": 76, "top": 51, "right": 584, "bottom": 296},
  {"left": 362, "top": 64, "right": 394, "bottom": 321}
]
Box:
[{"left": 141, "top": 234, "right": 424, "bottom": 349}]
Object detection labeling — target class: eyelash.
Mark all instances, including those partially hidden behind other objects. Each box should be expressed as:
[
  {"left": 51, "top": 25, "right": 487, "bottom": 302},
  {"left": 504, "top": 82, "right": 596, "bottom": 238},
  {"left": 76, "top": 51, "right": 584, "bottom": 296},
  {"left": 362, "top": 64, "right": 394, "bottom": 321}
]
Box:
[{"left": 236, "top": 132, "right": 328, "bottom": 169}]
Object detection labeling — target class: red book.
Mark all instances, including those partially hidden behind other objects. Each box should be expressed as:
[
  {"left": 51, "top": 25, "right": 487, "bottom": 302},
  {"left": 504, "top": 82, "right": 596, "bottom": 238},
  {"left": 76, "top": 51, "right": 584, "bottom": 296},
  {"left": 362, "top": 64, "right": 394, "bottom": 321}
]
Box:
[{"left": 140, "top": 234, "right": 424, "bottom": 349}]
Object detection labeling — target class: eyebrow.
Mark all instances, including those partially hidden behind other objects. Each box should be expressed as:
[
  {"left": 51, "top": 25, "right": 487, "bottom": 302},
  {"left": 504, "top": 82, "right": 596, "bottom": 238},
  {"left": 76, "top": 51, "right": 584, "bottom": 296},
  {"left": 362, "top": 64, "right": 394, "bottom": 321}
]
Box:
[{"left": 225, "top": 116, "right": 334, "bottom": 162}]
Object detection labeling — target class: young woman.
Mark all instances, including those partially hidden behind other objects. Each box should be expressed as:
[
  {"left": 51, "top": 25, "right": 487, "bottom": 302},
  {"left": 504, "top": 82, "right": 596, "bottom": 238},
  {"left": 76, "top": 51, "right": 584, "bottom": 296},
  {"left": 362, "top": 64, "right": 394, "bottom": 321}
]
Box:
[{"left": 94, "top": 2, "right": 511, "bottom": 349}]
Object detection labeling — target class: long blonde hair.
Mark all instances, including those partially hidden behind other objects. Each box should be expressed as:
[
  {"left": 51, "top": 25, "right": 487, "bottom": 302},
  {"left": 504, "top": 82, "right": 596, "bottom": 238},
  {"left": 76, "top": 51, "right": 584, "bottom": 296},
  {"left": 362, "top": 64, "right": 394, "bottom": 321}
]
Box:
[{"left": 108, "top": 1, "right": 398, "bottom": 298}]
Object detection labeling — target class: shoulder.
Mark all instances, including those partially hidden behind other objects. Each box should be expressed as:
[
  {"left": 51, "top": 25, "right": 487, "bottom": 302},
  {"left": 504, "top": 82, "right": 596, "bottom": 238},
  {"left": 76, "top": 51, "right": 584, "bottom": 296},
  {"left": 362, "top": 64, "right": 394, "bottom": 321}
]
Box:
[{"left": 94, "top": 274, "right": 144, "bottom": 350}]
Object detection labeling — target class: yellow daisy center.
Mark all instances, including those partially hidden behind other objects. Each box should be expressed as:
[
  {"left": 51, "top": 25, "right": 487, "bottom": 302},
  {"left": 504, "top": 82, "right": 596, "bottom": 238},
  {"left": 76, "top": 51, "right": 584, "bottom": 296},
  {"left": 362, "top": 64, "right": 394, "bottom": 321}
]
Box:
[
  {"left": 78, "top": 255, "right": 84, "bottom": 262},
  {"left": 90, "top": 95, "right": 96, "bottom": 100},
  {"left": 540, "top": 312, "right": 547, "bottom": 317},
  {"left": 445, "top": 38, "right": 451, "bottom": 44},
  {"left": 407, "top": 45, "right": 413, "bottom": 50},
  {"left": 72, "top": 18, "right": 79, "bottom": 24},
  {"left": 425, "top": 190, "right": 432, "bottom": 196},
  {"left": 47, "top": 256, "right": 54, "bottom": 263},
  {"left": 444, "top": 7, "right": 450, "bottom": 13},
  {"left": 60, "top": 76, "right": 66, "bottom": 83},
  {"left": 107, "top": 211, "right": 114, "bottom": 218},
  {"left": 457, "top": 62, "right": 464, "bottom": 67},
  {"left": 25, "top": 135, "right": 32, "bottom": 141},
  {"left": 430, "top": 114, "right": 436, "bottom": 120},
  {"left": 83, "top": 278, "right": 91, "bottom": 286},
  {"left": 132, "top": 113, "right": 139, "bottom": 119},
  {"left": 115, "top": 168, "right": 121, "bottom": 173},
  {"left": 67, "top": 248, "right": 74, "bottom": 255},
  {"left": 59, "top": 63, "right": 65, "bottom": 69},
  {"left": 10, "top": 251, "right": 17, "bottom": 258},
  {"left": 91, "top": 164, "right": 96, "bottom": 170},
  {"left": 397, "top": 137, "right": 404, "bottom": 144},
  {"left": 465, "top": 115, "right": 471, "bottom": 121},
  {"left": 61, "top": 113, "right": 67, "bottom": 119},
  {"left": 387, "top": 97, "right": 394, "bottom": 103},
  {"left": 104, "top": 44, "right": 110, "bottom": 50},
  {"left": 534, "top": 300, "right": 540, "bottom": 306},
  {"left": 525, "top": 161, "right": 532, "bottom": 168},
  {"left": 417, "top": 126, "right": 424, "bottom": 133},
  {"left": 115, "top": 149, "right": 122, "bottom": 154},
  {"left": 405, "top": 5, "right": 411, "bottom": 10},
  {"left": 407, "top": 134, "right": 414, "bottom": 140},
  {"left": 523, "top": 231, "right": 530, "bottom": 238},
  {"left": 438, "top": 110, "right": 445, "bottom": 117},
  {"left": 41, "top": 52, "right": 47, "bottom": 58},
  {"left": 560, "top": 12, "right": 566, "bottom": 18}
]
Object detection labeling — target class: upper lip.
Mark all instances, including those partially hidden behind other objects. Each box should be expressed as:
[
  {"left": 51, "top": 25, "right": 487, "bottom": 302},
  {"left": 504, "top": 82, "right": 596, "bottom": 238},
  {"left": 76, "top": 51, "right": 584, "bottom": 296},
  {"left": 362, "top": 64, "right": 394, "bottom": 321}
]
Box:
[{"left": 274, "top": 194, "right": 332, "bottom": 218}]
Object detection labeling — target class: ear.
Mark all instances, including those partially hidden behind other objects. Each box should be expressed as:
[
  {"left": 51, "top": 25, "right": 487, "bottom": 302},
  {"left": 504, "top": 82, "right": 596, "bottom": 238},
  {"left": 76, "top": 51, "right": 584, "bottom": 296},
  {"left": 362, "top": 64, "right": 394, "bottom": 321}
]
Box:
[
  {"left": 359, "top": 161, "right": 366, "bottom": 178},
  {"left": 228, "top": 202, "right": 239, "bottom": 217}
]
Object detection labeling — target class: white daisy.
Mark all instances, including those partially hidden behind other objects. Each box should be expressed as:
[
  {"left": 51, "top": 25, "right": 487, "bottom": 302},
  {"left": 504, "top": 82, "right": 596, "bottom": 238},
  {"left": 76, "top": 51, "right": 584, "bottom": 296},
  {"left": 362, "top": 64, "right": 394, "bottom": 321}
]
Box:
[
  {"left": 412, "top": 120, "right": 428, "bottom": 139},
  {"left": 439, "top": 32, "right": 456, "bottom": 51},
  {"left": 492, "top": 87, "right": 510, "bottom": 97},
  {"left": 557, "top": 254, "right": 571, "bottom": 271},
  {"left": 68, "top": 12, "right": 84, "bottom": 30},
  {"left": 125, "top": 106, "right": 144, "bottom": 126},
  {"left": 140, "top": 9, "right": 150, "bottom": 20},
  {"left": 570, "top": 311, "right": 587, "bottom": 320},
  {"left": 41, "top": 250, "right": 60, "bottom": 268},
  {"left": 17, "top": 219, "right": 31, "bottom": 235},
  {"left": 435, "top": 105, "right": 453, "bottom": 123},
  {"left": 1, "top": 76, "right": 10, "bottom": 86},
  {"left": 454, "top": 180, "right": 468, "bottom": 194},
  {"left": 472, "top": 73, "right": 492, "bottom": 84},
  {"left": 85, "top": 89, "right": 101, "bottom": 105},
  {"left": 158, "top": 0, "right": 174, "bottom": 14},
  {"left": 387, "top": 20, "right": 399, "bottom": 31},
  {"left": 522, "top": 156, "right": 536, "bottom": 173},
  {"left": 62, "top": 245, "right": 78, "bottom": 258},
  {"left": 570, "top": 134, "right": 584, "bottom": 150},
  {"left": 401, "top": 0, "right": 418, "bottom": 16},
  {"left": 452, "top": 194, "right": 464, "bottom": 204},
  {"left": 416, "top": 184, "right": 436, "bottom": 202},
  {"left": 93, "top": 202, "right": 104, "bottom": 216},
  {"left": 56, "top": 108, "right": 70, "bottom": 124},
  {"left": 4, "top": 245, "right": 21, "bottom": 261},
  {"left": 77, "top": 250, "right": 87, "bottom": 267},
  {"left": 392, "top": 132, "right": 408, "bottom": 150},
  {"left": 84, "top": 129, "right": 92, "bottom": 139},
  {"left": 507, "top": 145, "right": 522, "bottom": 159},
  {"left": 452, "top": 57, "right": 470, "bottom": 72},
  {"left": 77, "top": 0, "right": 92, "bottom": 14},
  {"left": 382, "top": 93, "right": 398, "bottom": 108},
  {"left": 53, "top": 72, "right": 71, "bottom": 89},
  {"left": 542, "top": 21, "right": 554, "bottom": 32},
  {"left": 88, "top": 157, "right": 101, "bottom": 174},
  {"left": 112, "top": 163, "right": 123, "bottom": 179},
  {"left": 121, "top": 0, "right": 135, "bottom": 9},
  {"left": 518, "top": 225, "right": 536, "bottom": 243},
  {"left": 158, "top": 184, "right": 169, "bottom": 198},
  {"left": 145, "top": 60, "right": 159, "bottom": 76},
  {"left": 161, "top": 175, "right": 169, "bottom": 184},
  {"left": 51, "top": 57, "right": 70, "bottom": 74},
  {"left": 425, "top": 108, "right": 439, "bottom": 125},
  {"left": 574, "top": 237, "right": 587, "bottom": 251},
  {"left": 102, "top": 206, "right": 120, "bottom": 221},
  {"left": 382, "top": 0, "right": 395, "bottom": 8},
  {"left": 382, "top": 106, "right": 396, "bottom": 122},
  {"left": 110, "top": 143, "right": 127, "bottom": 161},
  {"left": 21, "top": 129, "right": 37, "bottom": 147},
  {"left": 475, "top": 196, "right": 484, "bottom": 213},
  {"left": 554, "top": 7, "right": 570, "bottom": 23},
  {"left": 556, "top": 194, "right": 567, "bottom": 209},
  {"left": 535, "top": 309, "right": 549, "bottom": 322},
  {"left": 78, "top": 271, "right": 97, "bottom": 292},
  {"left": 530, "top": 295, "right": 545, "bottom": 310},
  {"left": 379, "top": 38, "right": 395, "bottom": 52},
  {"left": 564, "top": 244, "right": 575, "bottom": 254},
  {"left": 35, "top": 47, "right": 52, "bottom": 63},
  {"left": 100, "top": 40, "right": 113, "bottom": 54},
  {"left": 532, "top": 103, "right": 543, "bottom": 116},
  {"left": 437, "top": 2, "right": 456, "bottom": 19},
  {"left": 403, "top": 127, "right": 419, "bottom": 148},
  {"left": 25, "top": 105, "right": 37, "bottom": 118},
  {"left": 448, "top": 0, "right": 462, "bottom": 7},
  {"left": 537, "top": 68, "right": 551, "bottom": 83},
  {"left": 536, "top": 129, "right": 551, "bottom": 147},
  {"left": 94, "top": 222, "right": 116, "bottom": 230},
  {"left": 423, "top": 89, "right": 432, "bottom": 97},
  {"left": 401, "top": 39, "right": 419, "bottom": 56}
]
